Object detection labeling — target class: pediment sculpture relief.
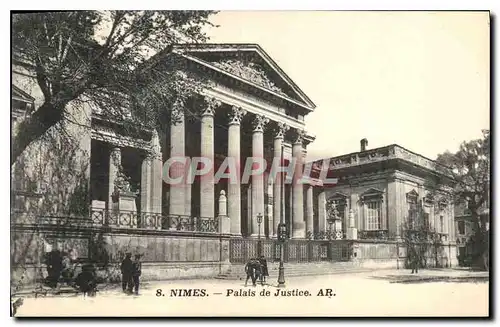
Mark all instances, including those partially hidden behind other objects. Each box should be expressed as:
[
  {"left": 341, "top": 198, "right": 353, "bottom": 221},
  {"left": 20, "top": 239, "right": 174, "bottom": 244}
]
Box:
[{"left": 212, "top": 59, "right": 289, "bottom": 97}]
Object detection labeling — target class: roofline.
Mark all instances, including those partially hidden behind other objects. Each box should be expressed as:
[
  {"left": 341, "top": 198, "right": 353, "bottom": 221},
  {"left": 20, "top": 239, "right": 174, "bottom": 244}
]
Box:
[
  {"left": 312, "top": 143, "right": 453, "bottom": 170},
  {"left": 179, "top": 51, "right": 315, "bottom": 111},
  {"left": 309, "top": 143, "right": 455, "bottom": 180},
  {"left": 172, "top": 43, "right": 317, "bottom": 109}
]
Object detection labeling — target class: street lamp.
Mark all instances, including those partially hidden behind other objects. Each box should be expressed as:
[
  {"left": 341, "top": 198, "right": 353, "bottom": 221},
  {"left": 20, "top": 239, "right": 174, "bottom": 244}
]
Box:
[
  {"left": 277, "top": 223, "right": 287, "bottom": 288},
  {"left": 257, "top": 213, "right": 263, "bottom": 257}
]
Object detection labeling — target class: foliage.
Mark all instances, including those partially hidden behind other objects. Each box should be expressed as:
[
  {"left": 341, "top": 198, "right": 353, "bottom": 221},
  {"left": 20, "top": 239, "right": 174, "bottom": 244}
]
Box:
[
  {"left": 435, "top": 130, "right": 490, "bottom": 270},
  {"left": 401, "top": 200, "right": 445, "bottom": 270},
  {"left": 12, "top": 10, "right": 218, "bottom": 165}
]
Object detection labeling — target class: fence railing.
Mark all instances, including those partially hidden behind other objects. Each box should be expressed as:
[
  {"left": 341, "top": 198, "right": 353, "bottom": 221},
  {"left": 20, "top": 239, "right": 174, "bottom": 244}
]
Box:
[
  {"left": 12, "top": 209, "right": 220, "bottom": 233},
  {"left": 229, "top": 238, "right": 352, "bottom": 264},
  {"left": 90, "top": 208, "right": 219, "bottom": 232},
  {"left": 358, "top": 230, "right": 389, "bottom": 240}
]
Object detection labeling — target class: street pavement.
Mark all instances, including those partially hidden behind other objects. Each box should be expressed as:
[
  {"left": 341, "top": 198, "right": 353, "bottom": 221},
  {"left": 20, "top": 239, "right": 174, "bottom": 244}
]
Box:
[{"left": 13, "top": 269, "right": 489, "bottom": 317}]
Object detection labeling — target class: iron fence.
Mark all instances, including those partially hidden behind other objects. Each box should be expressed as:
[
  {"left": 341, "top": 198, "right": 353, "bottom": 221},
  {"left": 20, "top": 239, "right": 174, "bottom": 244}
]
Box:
[
  {"left": 90, "top": 208, "right": 219, "bottom": 232},
  {"left": 12, "top": 209, "right": 220, "bottom": 234},
  {"left": 229, "top": 238, "right": 352, "bottom": 264}
]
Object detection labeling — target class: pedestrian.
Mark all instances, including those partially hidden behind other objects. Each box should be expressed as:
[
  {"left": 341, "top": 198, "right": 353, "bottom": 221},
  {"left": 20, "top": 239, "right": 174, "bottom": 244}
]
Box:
[
  {"left": 131, "top": 254, "right": 142, "bottom": 295},
  {"left": 120, "top": 252, "right": 133, "bottom": 293},
  {"left": 259, "top": 255, "right": 269, "bottom": 283},
  {"left": 75, "top": 264, "right": 97, "bottom": 297},
  {"left": 411, "top": 247, "right": 419, "bottom": 274},
  {"left": 46, "top": 249, "right": 63, "bottom": 288}
]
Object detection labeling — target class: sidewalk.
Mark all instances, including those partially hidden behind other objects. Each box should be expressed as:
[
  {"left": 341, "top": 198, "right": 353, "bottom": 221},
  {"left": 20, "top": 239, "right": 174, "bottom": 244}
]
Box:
[
  {"left": 12, "top": 267, "right": 489, "bottom": 298},
  {"left": 368, "top": 268, "right": 489, "bottom": 284}
]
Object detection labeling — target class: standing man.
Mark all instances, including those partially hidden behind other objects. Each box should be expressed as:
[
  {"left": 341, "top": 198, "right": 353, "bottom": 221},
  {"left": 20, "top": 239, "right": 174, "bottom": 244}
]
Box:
[
  {"left": 120, "top": 252, "right": 133, "bottom": 293},
  {"left": 131, "top": 254, "right": 142, "bottom": 295}
]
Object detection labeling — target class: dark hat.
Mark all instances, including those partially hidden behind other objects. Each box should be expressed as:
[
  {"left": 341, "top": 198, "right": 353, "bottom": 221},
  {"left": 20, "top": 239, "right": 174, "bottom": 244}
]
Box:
[{"left": 134, "top": 254, "right": 141, "bottom": 258}]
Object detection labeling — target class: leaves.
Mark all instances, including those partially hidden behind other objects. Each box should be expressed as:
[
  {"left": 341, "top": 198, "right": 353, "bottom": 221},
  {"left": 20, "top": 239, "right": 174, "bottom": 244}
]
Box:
[{"left": 12, "top": 10, "right": 218, "bottom": 164}]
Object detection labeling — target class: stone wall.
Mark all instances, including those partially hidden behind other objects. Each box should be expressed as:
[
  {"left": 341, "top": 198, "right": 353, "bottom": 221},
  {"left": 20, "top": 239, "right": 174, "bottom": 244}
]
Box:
[{"left": 11, "top": 224, "right": 232, "bottom": 287}]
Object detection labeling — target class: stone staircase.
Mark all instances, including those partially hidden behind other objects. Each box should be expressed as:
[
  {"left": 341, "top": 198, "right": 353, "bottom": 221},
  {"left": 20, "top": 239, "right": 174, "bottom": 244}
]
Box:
[{"left": 216, "top": 261, "right": 375, "bottom": 280}]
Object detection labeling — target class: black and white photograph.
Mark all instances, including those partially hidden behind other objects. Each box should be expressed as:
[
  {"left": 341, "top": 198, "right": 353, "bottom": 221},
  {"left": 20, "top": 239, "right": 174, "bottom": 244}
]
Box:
[{"left": 9, "top": 9, "right": 490, "bottom": 317}]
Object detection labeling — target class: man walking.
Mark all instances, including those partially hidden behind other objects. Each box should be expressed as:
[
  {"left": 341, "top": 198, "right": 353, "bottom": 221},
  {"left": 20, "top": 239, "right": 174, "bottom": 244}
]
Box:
[
  {"left": 131, "top": 254, "right": 142, "bottom": 295},
  {"left": 120, "top": 252, "right": 133, "bottom": 293}
]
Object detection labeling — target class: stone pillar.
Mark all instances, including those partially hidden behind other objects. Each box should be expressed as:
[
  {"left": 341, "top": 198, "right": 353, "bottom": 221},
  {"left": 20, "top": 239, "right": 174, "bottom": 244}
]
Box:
[
  {"left": 306, "top": 185, "right": 314, "bottom": 237},
  {"left": 266, "top": 177, "right": 273, "bottom": 238},
  {"left": 347, "top": 209, "right": 358, "bottom": 239},
  {"left": 387, "top": 177, "right": 400, "bottom": 239},
  {"left": 140, "top": 156, "right": 152, "bottom": 214},
  {"left": 169, "top": 108, "right": 186, "bottom": 216},
  {"left": 251, "top": 114, "right": 269, "bottom": 237},
  {"left": 108, "top": 147, "right": 121, "bottom": 207},
  {"left": 318, "top": 189, "right": 326, "bottom": 232},
  {"left": 150, "top": 130, "right": 163, "bottom": 216},
  {"left": 292, "top": 130, "right": 306, "bottom": 239},
  {"left": 200, "top": 98, "right": 220, "bottom": 218},
  {"left": 272, "top": 123, "right": 289, "bottom": 238},
  {"left": 227, "top": 106, "right": 246, "bottom": 235},
  {"left": 218, "top": 190, "right": 230, "bottom": 235}
]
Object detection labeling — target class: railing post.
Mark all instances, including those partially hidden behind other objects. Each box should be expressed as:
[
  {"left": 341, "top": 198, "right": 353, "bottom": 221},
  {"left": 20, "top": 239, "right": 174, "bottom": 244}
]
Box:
[{"left": 218, "top": 190, "right": 230, "bottom": 234}]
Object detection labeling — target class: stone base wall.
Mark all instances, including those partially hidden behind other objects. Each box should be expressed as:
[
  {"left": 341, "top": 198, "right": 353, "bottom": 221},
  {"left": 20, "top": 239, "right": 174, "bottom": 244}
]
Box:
[{"left": 11, "top": 225, "right": 232, "bottom": 288}]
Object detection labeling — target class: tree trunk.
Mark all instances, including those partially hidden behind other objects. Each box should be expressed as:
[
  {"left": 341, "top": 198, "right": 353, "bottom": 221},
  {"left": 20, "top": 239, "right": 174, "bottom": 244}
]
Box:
[{"left": 11, "top": 102, "right": 63, "bottom": 165}]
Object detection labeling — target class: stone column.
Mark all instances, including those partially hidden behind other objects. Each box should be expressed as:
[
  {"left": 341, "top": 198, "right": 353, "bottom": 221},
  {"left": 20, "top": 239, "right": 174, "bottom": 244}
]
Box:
[
  {"left": 169, "top": 108, "right": 186, "bottom": 216},
  {"left": 272, "top": 123, "right": 289, "bottom": 238},
  {"left": 227, "top": 106, "right": 246, "bottom": 235},
  {"left": 150, "top": 130, "right": 163, "bottom": 216},
  {"left": 318, "top": 189, "right": 326, "bottom": 232},
  {"left": 266, "top": 177, "right": 273, "bottom": 238},
  {"left": 306, "top": 184, "right": 314, "bottom": 237},
  {"left": 251, "top": 114, "right": 269, "bottom": 237},
  {"left": 387, "top": 177, "right": 400, "bottom": 239},
  {"left": 140, "top": 156, "right": 152, "bottom": 214},
  {"left": 108, "top": 147, "right": 121, "bottom": 207},
  {"left": 200, "top": 98, "right": 220, "bottom": 218},
  {"left": 292, "top": 130, "right": 306, "bottom": 239}
]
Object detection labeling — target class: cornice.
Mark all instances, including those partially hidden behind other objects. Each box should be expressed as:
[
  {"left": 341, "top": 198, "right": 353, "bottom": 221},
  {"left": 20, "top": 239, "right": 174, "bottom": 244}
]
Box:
[
  {"left": 313, "top": 144, "right": 454, "bottom": 180},
  {"left": 203, "top": 86, "right": 307, "bottom": 132}
]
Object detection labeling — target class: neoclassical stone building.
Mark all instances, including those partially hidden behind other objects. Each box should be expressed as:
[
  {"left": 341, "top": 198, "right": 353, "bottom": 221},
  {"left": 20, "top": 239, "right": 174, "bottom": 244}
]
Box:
[
  {"left": 12, "top": 43, "right": 330, "bottom": 282},
  {"left": 309, "top": 139, "right": 459, "bottom": 267}
]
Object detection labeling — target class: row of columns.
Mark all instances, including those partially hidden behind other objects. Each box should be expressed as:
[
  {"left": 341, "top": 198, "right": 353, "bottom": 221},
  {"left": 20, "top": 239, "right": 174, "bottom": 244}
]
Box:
[{"left": 168, "top": 98, "right": 312, "bottom": 238}]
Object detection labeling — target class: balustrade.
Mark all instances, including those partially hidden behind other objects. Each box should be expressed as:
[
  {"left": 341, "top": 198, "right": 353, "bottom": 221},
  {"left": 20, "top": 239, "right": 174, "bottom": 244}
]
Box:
[{"left": 358, "top": 230, "right": 389, "bottom": 240}]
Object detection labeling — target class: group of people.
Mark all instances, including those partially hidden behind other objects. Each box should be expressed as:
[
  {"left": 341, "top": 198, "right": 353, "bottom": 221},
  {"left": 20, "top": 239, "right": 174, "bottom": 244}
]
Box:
[
  {"left": 120, "top": 253, "right": 142, "bottom": 295},
  {"left": 44, "top": 248, "right": 97, "bottom": 296},
  {"left": 245, "top": 255, "right": 269, "bottom": 286}
]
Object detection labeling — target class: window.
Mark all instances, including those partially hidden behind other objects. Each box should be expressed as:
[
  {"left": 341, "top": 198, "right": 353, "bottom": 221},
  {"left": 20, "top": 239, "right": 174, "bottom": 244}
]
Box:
[
  {"left": 458, "top": 221, "right": 465, "bottom": 235},
  {"left": 423, "top": 212, "right": 430, "bottom": 229},
  {"left": 439, "top": 215, "right": 444, "bottom": 233},
  {"left": 366, "top": 200, "right": 381, "bottom": 230}
]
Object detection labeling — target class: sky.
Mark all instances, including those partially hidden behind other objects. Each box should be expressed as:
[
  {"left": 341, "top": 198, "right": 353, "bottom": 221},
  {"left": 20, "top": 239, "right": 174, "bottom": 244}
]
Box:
[{"left": 205, "top": 11, "right": 490, "bottom": 162}]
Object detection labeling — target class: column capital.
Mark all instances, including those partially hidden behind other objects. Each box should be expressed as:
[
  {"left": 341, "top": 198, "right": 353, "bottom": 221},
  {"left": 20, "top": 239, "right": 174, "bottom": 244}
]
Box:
[
  {"left": 292, "top": 129, "right": 307, "bottom": 145},
  {"left": 252, "top": 114, "right": 269, "bottom": 133},
  {"left": 202, "top": 96, "right": 222, "bottom": 117},
  {"left": 273, "top": 122, "right": 290, "bottom": 139},
  {"left": 228, "top": 106, "right": 247, "bottom": 125}
]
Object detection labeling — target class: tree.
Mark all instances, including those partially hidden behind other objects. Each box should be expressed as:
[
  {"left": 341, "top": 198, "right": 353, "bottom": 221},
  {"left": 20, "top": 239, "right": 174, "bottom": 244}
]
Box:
[
  {"left": 401, "top": 199, "right": 444, "bottom": 272},
  {"left": 436, "top": 130, "right": 490, "bottom": 270},
  {"left": 11, "top": 10, "right": 218, "bottom": 165}
]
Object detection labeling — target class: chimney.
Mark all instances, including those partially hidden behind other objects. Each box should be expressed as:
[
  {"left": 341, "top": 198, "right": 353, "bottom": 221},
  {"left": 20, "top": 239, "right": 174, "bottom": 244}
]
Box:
[{"left": 360, "top": 138, "right": 368, "bottom": 152}]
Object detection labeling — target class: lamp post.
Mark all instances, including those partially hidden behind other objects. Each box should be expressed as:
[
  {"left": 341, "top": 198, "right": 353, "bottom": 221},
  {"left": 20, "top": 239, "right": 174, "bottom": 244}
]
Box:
[
  {"left": 277, "top": 144, "right": 286, "bottom": 288},
  {"left": 257, "top": 213, "right": 263, "bottom": 257}
]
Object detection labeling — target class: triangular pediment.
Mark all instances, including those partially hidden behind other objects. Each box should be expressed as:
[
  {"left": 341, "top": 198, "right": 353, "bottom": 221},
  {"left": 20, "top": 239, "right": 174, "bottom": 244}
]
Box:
[
  {"left": 328, "top": 192, "right": 348, "bottom": 200},
  {"left": 173, "top": 44, "right": 315, "bottom": 109},
  {"left": 406, "top": 189, "right": 419, "bottom": 198}
]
